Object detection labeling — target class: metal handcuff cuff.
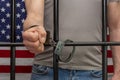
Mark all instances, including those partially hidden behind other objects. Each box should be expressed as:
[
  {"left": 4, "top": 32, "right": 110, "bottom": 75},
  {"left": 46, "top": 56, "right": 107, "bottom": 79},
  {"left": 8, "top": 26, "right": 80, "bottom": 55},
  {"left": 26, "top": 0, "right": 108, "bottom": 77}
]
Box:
[
  {"left": 25, "top": 25, "right": 76, "bottom": 63},
  {"left": 54, "top": 39, "right": 76, "bottom": 63}
]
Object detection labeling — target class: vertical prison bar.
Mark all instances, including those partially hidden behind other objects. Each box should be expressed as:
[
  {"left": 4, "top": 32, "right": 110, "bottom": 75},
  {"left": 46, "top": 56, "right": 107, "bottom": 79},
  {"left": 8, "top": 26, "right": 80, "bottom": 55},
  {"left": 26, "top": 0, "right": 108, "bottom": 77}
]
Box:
[
  {"left": 53, "top": 0, "right": 59, "bottom": 80},
  {"left": 10, "top": 0, "right": 16, "bottom": 80},
  {"left": 102, "top": 0, "right": 108, "bottom": 80}
]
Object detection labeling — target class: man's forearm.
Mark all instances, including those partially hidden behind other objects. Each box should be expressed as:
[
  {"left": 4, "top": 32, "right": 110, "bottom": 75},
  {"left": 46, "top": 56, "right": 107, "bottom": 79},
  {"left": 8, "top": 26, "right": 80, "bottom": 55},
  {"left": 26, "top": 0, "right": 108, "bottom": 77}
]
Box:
[
  {"left": 108, "top": 2, "right": 120, "bottom": 73},
  {"left": 109, "top": 27, "right": 120, "bottom": 73},
  {"left": 24, "top": 0, "right": 31, "bottom": 13},
  {"left": 24, "top": 0, "right": 44, "bottom": 30}
]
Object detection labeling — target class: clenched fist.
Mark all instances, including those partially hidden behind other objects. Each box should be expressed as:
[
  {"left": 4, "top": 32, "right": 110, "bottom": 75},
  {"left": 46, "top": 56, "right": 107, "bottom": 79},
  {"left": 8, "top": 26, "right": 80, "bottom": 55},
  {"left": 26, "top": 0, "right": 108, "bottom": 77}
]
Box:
[{"left": 22, "top": 25, "right": 46, "bottom": 54}]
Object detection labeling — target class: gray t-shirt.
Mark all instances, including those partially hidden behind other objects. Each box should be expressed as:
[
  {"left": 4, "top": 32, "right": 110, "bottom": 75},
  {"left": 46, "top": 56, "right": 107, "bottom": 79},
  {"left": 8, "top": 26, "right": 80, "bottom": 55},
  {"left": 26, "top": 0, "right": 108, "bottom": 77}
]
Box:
[{"left": 33, "top": 0, "right": 112, "bottom": 70}]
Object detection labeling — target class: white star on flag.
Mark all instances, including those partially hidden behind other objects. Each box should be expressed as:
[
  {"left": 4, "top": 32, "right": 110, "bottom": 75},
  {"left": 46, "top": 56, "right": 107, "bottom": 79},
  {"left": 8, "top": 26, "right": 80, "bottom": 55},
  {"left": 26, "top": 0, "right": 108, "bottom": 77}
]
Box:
[
  {"left": 1, "top": 29, "right": 6, "bottom": 34},
  {"left": 16, "top": 3, "right": 21, "bottom": 7},
  {"left": 6, "top": 2, "right": 10, "bottom": 7},
  {"left": 1, "top": 7, "right": 5, "bottom": 12},
  {"left": 6, "top": 35, "right": 10, "bottom": 39},
  {"left": 6, "top": 24, "right": 10, "bottom": 29},
  {"left": 1, "top": 18, "right": 6, "bottom": 23},
  {"left": 1, "top": 0, "right": 5, "bottom": 2},
  {"left": 16, "top": 24, "right": 21, "bottom": 29},
  {"left": 6, "top": 13, "right": 10, "bottom": 18}
]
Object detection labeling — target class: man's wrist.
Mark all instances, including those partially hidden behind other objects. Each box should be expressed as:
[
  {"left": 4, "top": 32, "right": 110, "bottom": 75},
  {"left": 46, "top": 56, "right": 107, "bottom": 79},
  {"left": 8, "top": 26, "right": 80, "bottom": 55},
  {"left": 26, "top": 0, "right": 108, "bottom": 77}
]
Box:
[{"left": 23, "top": 14, "right": 44, "bottom": 31}]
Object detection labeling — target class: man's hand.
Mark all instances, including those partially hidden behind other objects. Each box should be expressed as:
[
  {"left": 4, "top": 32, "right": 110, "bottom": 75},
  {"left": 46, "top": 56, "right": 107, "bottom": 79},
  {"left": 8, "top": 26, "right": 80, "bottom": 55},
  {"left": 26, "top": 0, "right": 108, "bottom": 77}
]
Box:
[
  {"left": 23, "top": 0, "right": 45, "bottom": 54},
  {"left": 22, "top": 26, "right": 46, "bottom": 54},
  {"left": 110, "top": 71, "right": 120, "bottom": 80}
]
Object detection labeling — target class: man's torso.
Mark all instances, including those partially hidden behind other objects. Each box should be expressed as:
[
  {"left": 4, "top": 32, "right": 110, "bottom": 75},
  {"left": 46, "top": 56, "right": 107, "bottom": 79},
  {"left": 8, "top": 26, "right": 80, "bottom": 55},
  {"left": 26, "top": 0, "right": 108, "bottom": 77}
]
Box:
[{"left": 34, "top": 0, "right": 103, "bottom": 70}]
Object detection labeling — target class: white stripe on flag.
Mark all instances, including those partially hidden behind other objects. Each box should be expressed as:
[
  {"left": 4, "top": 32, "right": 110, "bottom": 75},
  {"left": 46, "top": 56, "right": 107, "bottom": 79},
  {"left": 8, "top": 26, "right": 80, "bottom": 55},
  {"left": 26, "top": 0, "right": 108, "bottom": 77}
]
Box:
[
  {"left": 108, "top": 58, "right": 113, "bottom": 65},
  {"left": 0, "top": 47, "right": 27, "bottom": 50},
  {"left": 0, "top": 73, "right": 31, "bottom": 80},
  {"left": 0, "top": 58, "right": 33, "bottom": 65},
  {"left": 107, "top": 27, "right": 109, "bottom": 35}
]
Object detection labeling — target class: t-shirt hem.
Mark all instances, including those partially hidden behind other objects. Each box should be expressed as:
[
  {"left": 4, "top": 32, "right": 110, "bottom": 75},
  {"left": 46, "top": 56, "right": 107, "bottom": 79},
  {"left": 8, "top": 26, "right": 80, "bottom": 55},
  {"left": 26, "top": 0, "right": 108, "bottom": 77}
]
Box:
[{"left": 33, "top": 61, "right": 102, "bottom": 70}]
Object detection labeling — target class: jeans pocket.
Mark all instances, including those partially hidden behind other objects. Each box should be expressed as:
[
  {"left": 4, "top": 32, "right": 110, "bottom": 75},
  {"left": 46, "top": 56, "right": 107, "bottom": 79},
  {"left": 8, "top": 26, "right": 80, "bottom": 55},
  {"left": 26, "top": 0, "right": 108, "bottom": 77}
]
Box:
[
  {"left": 90, "top": 70, "right": 102, "bottom": 78},
  {"left": 32, "top": 64, "right": 49, "bottom": 75}
]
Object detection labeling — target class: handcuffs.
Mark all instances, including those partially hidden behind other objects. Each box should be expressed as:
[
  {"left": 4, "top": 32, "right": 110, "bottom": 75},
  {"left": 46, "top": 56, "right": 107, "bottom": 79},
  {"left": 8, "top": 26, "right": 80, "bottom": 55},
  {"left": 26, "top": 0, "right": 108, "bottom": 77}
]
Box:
[
  {"left": 25, "top": 25, "right": 76, "bottom": 63},
  {"left": 54, "top": 39, "right": 76, "bottom": 63}
]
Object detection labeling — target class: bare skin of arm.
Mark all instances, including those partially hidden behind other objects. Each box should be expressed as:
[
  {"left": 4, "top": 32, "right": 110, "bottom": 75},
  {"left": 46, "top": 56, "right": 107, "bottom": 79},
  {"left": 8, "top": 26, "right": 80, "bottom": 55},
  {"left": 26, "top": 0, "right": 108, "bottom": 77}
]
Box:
[
  {"left": 22, "top": 0, "right": 46, "bottom": 54},
  {"left": 108, "top": 1, "right": 120, "bottom": 80}
]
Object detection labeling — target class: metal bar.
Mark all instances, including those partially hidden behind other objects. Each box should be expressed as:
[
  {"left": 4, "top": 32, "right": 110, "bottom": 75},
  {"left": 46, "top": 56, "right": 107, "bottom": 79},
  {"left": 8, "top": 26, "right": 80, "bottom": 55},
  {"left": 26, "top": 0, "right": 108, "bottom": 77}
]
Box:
[
  {"left": 0, "top": 43, "right": 24, "bottom": 46},
  {"left": 53, "top": 0, "right": 59, "bottom": 80},
  {"left": 10, "top": 0, "right": 16, "bottom": 80},
  {"left": 102, "top": 0, "right": 108, "bottom": 80},
  {"left": 1, "top": 42, "right": 120, "bottom": 46}
]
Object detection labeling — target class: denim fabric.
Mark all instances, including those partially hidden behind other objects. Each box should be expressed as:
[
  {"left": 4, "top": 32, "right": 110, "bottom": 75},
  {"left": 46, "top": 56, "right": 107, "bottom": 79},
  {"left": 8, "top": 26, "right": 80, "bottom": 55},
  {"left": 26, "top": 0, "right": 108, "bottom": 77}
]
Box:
[{"left": 31, "top": 64, "right": 102, "bottom": 80}]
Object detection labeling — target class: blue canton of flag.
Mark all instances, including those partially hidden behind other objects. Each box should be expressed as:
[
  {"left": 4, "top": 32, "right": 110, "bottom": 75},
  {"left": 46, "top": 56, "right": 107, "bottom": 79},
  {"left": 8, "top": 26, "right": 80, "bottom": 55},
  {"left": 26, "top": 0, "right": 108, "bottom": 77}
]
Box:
[{"left": 0, "top": 0, "right": 26, "bottom": 42}]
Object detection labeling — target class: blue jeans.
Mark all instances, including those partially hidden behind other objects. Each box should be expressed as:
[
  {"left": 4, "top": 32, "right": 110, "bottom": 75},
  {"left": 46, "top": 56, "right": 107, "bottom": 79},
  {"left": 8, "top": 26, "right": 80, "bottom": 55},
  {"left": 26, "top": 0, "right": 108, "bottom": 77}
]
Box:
[{"left": 31, "top": 64, "right": 102, "bottom": 80}]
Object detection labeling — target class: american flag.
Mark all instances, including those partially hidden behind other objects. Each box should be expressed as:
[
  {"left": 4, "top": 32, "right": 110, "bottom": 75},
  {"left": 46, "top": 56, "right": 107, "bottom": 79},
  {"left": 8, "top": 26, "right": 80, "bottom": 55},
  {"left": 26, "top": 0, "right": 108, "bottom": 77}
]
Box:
[
  {"left": 0, "top": 0, "right": 113, "bottom": 80},
  {"left": 0, "top": 0, "right": 25, "bottom": 42},
  {"left": 0, "top": 0, "right": 33, "bottom": 80}
]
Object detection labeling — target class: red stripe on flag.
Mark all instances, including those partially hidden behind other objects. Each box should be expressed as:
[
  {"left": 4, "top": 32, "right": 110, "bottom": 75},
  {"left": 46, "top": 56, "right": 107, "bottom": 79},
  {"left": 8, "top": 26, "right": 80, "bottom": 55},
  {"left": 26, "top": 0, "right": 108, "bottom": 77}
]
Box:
[
  {"left": 107, "top": 65, "right": 114, "bottom": 73},
  {"left": 0, "top": 65, "right": 32, "bottom": 73},
  {"left": 0, "top": 65, "right": 114, "bottom": 73},
  {"left": 107, "top": 35, "right": 110, "bottom": 41},
  {"left": 0, "top": 50, "right": 34, "bottom": 58},
  {"left": 0, "top": 50, "right": 112, "bottom": 58},
  {"left": 107, "top": 50, "right": 112, "bottom": 58}
]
